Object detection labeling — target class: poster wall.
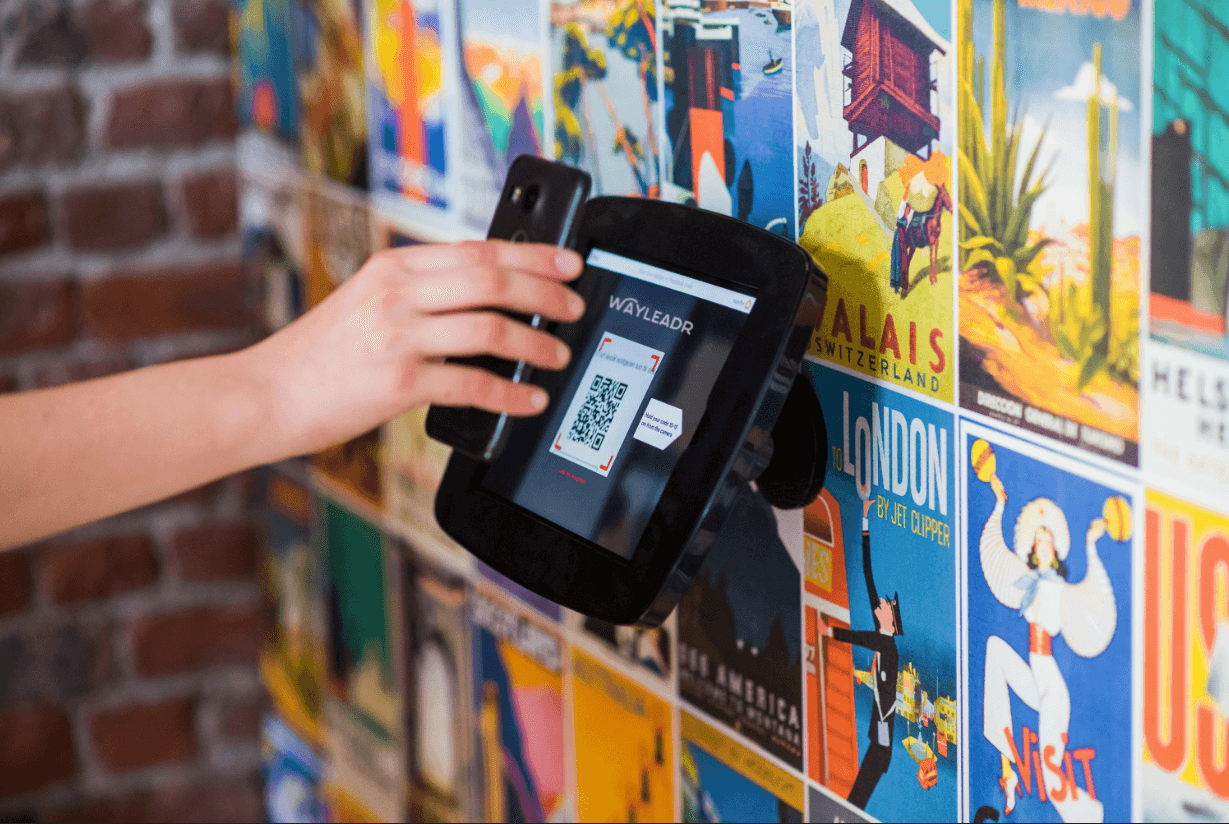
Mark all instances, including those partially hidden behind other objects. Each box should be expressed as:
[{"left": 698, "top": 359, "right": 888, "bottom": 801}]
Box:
[{"left": 235, "top": 0, "right": 1229, "bottom": 820}]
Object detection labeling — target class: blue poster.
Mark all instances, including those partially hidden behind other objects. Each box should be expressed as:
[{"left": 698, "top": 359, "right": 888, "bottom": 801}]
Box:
[
  {"left": 660, "top": 0, "right": 794, "bottom": 236},
  {"left": 963, "top": 423, "right": 1135, "bottom": 822},
  {"left": 804, "top": 362, "right": 957, "bottom": 822},
  {"left": 234, "top": 0, "right": 301, "bottom": 141}
]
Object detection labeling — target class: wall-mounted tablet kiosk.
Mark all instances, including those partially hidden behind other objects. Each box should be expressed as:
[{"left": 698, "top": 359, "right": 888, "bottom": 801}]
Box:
[{"left": 432, "top": 194, "right": 829, "bottom": 627}]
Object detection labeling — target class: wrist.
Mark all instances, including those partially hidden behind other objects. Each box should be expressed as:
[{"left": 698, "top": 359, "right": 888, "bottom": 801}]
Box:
[{"left": 226, "top": 342, "right": 295, "bottom": 464}]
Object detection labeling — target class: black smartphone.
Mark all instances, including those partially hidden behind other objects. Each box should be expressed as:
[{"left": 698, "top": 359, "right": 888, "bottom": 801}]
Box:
[{"left": 426, "top": 156, "right": 591, "bottom": 462}]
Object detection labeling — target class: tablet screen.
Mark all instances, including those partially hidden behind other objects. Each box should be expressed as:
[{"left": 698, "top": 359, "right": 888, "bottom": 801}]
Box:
[{"left": 482, "top": 247, "right": 756, "bottom": 559}]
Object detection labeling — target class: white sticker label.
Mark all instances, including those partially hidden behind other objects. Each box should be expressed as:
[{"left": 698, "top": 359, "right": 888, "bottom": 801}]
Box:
[
  {"left": 552, "top": 332, "right": 664, "bottom": 476},
  {"left": 634, "top": 399, "right": 683, "bottom": 450}
]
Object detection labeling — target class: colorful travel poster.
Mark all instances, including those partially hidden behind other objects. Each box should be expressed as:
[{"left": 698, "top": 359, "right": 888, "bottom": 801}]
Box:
[
  {"left": 571, "top": 649, "right": 675, "bottom": 822},
  {"left": 962, "top": 422, "right": 1135, "bottom": 822},
  {"left": 305, "top": 178, "right": 372, "bottom": 319},
  {"left": 957, "top": 0, "right": 1142, "bottom": 464},
  {"left": 1142, "top": 343, "right": 1229, "bottom": 512},
  {"left": 263, "top": 714, "right": 327, "bottom": 823},
  {"left": 297, "top": 0, "right": 368, "bottom": 187},
  {"left": 458, "top": 0, "right": 546, "bottom": 231},
  {"left": 795, "top": 0, "right": 955, "bottom": 403},
  {"left": 550, "top": 0, "right": 660, "bottom": 197},
  {"left": 566, "top": 608, "right": 673, "bottom": 683},
  {"left": 1142, "top": 489, "right": 1229, "bottom": 822},
  {"left": 368, "top": 0, "right": 455, "bottom": 210},
  {"left": 305, "top": 181, "right": 384, "bottom": 511},
  {"left": 470, "top": 588, "right": 567, "bottom": 822},
  {"left": 802, "top": 362, "right": 957, "bottom": 821},
  {"left": 808, "top": 786, "right": 872, "bottom": 823},
  {"left": 660, "top": 0, "right": 795, "bottom": 236},
  {"left": 680, "top": 711, "right": 804, "bottom": 823},
  {"left": 234, "top": 0, "right": 301, "bottom": 140},
  {"left": 678, "top": 483, "right": 804, "bottom": 769},
  {"left": 403, "top": 549, "right": 476, "bottom": 822},
  {"left": 241, "top": 160, "right": 309, "bottom": 332},
  {"left": 259, "top": 471, "right": 328, "bottom": 747},
  {"left": 1150, "top": 0, "right": 1229, "bottom": 361},
  {"left": 322, "top": 500, "right": 405, "bottom": 822}
]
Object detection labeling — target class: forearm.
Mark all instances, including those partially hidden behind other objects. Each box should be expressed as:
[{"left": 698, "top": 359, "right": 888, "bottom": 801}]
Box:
[
  {"left": 0, "top": 349, "right": 278, "bottom": 549},
  {"left": 0, "top": 241, "right": 586, "bottom": 550}
]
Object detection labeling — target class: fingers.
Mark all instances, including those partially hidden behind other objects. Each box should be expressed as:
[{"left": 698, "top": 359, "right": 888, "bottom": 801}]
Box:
[
  {"left": 406, "top": 312, "right": 570, "bottom": 370},
  {"left": 390, "top": 239, "right": 585, "bottom": 282},
  {"left": 403, "top": 265, "right": 585, "bottom": 321},
  {"left": 416, "top": 363, "right": 550, "bottom": 417}
]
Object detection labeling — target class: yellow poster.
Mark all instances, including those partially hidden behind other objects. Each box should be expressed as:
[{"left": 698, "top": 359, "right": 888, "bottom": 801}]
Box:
[
  {"left": 1143, "top": 490, "right": 1229, "bottom": 818},
  {"left": 571, "top": 650, "right": 674, "bottom": 822}
]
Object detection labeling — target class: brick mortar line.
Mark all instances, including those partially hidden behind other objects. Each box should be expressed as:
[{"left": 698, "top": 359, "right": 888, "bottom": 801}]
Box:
[
  {"left": 0, "top": 239, "right": 243, "bottom": 280},
  {"left": 76, "top": 664, "right": 263, "bottom": 717},
  {"left": 0, "top": 144, "right": 238, "bottom": 193},
  {"left": 0, "top": 556, "right": 263, "bottom": 639}
]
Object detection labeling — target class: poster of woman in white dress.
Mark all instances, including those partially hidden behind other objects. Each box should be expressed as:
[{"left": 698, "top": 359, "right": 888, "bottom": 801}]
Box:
[{"left": 962, "top": 423, "right": 1136, "bottom": 823}]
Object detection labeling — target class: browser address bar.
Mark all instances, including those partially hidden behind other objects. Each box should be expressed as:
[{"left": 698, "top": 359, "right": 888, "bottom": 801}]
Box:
[{"left": 587, "top": 248, "right": 757, "bottom": 314}]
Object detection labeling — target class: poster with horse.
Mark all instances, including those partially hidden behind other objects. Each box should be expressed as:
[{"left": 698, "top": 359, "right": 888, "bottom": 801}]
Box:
[{"left": 793, "top": 0, "right": 955, "bottom": 403}]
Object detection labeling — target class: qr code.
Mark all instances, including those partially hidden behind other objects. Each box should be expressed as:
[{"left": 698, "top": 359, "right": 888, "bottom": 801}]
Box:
[{"left": 567, "top": 374, "right": 628, "bottom": 450}]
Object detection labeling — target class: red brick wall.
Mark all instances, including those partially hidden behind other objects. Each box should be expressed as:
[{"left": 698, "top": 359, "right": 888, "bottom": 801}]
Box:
[{"left": 0, "top": 0, "right": 265, "bottom": 820}]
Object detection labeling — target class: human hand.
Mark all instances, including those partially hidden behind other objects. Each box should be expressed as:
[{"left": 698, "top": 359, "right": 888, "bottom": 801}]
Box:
[
  {"left": 990, "top": 475, "right": 1006, "bottom": 504},
  {"left": 1087, "top": 518, "right": 1107, "bottom": 544},
  {"left": 815, "top": 614, "right": 831, "bottom": 638},
  {"left": 251, "top": 240, "right": 585, "bottom": 457}
]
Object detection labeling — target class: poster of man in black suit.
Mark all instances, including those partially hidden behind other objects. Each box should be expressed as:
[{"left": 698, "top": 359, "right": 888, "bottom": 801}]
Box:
[{"left": 816, "top": 497, "right": 904, "bottom": 810}]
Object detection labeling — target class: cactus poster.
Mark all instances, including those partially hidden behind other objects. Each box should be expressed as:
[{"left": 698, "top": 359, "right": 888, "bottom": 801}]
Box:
[
  {"left": 802, "top": 362, "right": 958, "bottom": 821},
  {"left": 571, "top": 650, "right": 675, "bottom": 822},
  {"left": 1150, "top": 0, "right": 1229, "bottom": 361},
  {"left": 660, "top": 0, "right": 795, "bottom": 236},
  {"left": 957, "top": 0, "right": 1142, "bottom": 464},
  {"left": 680, "top": 711, "right": 804, "bottom": 823},
  {"left": 470, "top": 588, "right": 568, "bottom": 822},
  {"left": 549, "top": 0, "right": 660, "bottom": 197},
  {"left": 260, "top": 471, "right": 328, "bottom": 747},
  {"left": 298, "top": 0, "right": 369, "bottom": 187},
  {"left": 1142, "top": 489, "right": 1229, "bottom": 822},
  {"left": 794, "top": 0, "right": 955, "bottom": 402},
  {"left": 368, "top": 0, "right": 457, "bottom": 211},
  {"left": 457, "top": 0, "right": 546, "bottom": 230},
  {"left": 961, "top": 422, "right": 1136, "bottom": 823}
]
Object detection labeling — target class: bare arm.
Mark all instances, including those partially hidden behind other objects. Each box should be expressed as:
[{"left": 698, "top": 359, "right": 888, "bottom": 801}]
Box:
[{"left": 0, "top": 240, "right": 585, "bottom": 549}]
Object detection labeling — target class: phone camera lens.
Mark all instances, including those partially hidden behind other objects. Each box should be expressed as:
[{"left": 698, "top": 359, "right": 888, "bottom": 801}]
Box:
[{"left": 521, "top": 184, "right": 540, "bottom": 212}]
